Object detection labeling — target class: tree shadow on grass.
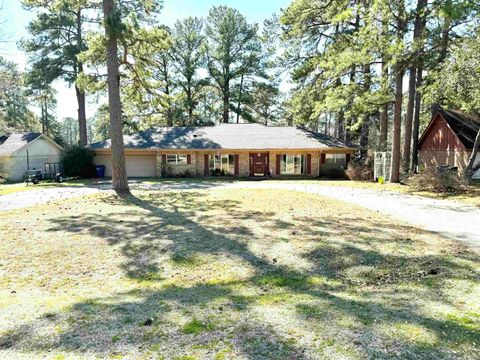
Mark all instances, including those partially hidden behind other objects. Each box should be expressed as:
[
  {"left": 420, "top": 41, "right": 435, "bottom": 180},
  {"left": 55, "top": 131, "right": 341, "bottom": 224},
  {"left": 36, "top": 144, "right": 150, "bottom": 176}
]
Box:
[{"left": 1, "top": 190, "right": 480, "bottom": 358}]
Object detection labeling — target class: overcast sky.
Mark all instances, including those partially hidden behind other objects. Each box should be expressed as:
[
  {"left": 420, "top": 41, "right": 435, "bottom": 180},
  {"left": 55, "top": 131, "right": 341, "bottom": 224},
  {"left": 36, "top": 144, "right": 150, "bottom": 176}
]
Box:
[{"left": 0, "top": 0, "right": 291, "bottom": 122}]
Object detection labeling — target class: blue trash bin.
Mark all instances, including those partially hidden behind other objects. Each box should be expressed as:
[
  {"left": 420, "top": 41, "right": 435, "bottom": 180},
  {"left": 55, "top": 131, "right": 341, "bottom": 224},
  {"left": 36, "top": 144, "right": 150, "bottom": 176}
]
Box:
[{"left": 95, "top": 165, "right": 106, "bottom": 178}]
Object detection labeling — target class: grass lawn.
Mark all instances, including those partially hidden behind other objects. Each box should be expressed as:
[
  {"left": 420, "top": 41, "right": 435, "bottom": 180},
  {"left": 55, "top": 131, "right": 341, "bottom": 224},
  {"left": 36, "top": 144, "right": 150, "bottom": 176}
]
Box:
[{"left": 1, "top": 187, "right": 479, "bottom": 359}]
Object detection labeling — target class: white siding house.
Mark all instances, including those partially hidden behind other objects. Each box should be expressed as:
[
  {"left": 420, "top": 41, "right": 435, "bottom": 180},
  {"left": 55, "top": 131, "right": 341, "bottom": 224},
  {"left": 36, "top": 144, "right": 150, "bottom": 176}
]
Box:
[{"left": 0, "top": 133, "right": 63, "bottom": 181}]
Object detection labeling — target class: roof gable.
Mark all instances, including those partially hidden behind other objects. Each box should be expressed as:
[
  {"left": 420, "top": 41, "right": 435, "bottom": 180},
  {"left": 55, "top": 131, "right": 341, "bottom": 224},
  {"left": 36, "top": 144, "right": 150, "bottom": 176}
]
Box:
[
  {"left": 0, "top": 132, "right": 64, "bottom": 156},
  {"left": 0, "top": 132, "right": 42, "bottom": 155},
  {"left": 88, "top": 124, "right": 357, "bottom": 151},
  {"left": 419, "top": 109, "right": 480, "bottom": 151}
]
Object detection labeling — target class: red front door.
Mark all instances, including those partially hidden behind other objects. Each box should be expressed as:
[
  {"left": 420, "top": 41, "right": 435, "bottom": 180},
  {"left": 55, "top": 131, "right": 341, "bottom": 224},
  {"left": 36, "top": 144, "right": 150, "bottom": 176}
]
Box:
[{"left": 250, "top": 153, "right": 269, "bottom": 176}]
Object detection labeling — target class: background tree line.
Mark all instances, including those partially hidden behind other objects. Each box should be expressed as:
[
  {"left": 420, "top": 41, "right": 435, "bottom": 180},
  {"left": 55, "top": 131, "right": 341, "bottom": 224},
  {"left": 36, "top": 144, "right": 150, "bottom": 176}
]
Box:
[{"left": 279, "top": 0, "right": 479, "bottom": 182}]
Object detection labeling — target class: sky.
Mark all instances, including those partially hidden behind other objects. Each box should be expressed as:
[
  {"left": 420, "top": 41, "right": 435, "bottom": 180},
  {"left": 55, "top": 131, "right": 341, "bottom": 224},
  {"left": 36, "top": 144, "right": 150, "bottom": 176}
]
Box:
[{"left": 0, "top": 0, "right": 291, "bottom": 122}]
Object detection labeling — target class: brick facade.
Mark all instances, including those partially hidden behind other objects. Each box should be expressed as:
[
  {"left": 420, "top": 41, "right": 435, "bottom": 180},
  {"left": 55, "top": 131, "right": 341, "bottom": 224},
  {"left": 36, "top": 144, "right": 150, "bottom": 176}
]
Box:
[{"left": 153, "top": 150, "right": 353, "bottom": 178}]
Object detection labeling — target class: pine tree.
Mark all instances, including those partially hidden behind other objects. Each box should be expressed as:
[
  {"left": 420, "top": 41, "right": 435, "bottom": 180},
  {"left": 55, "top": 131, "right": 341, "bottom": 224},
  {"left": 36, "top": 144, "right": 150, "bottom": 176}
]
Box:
[
  {"left": 205, "top": 6, "right": 259, "bottom": 123},
  {"left": 21, "top": 0, "right": 96, "bottom": 145}
]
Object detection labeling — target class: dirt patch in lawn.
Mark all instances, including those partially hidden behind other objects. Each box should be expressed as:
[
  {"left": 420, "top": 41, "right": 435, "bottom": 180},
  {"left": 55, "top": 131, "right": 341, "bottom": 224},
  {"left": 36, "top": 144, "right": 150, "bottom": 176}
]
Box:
[{"left": 0, "top": 188, "right": 479, "bottom": 359}]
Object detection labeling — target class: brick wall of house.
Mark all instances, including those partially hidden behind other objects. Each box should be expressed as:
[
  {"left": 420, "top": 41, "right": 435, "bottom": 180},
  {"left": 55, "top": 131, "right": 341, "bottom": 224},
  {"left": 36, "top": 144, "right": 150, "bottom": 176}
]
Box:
[
  {"left": 191, "top": 151, "right": 250, "bottom": 177},
  {"left": 156, "top": 152, "right": 198, "bottom": 177},
  {"left": 153, "top": 150, "right": 353, "bottom": 178},
  {"left": 238, "top": 153, "right": 250, "bottom": 177}
]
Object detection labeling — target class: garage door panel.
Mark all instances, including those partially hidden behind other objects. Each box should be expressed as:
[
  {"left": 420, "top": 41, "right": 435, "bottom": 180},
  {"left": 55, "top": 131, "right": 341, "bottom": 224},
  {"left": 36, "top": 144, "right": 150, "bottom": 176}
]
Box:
[
  {"left": 125, "top": 155, "right": 156, "bottom": 177},
  {"left": 94, "top": 154, "right": 156, "bottom": 178}
]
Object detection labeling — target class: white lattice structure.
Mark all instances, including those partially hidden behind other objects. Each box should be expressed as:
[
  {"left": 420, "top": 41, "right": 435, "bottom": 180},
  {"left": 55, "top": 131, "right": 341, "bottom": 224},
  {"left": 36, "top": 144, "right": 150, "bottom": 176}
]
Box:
[{"left": 374, "top": 152, "right": 392, "bottom": 182}]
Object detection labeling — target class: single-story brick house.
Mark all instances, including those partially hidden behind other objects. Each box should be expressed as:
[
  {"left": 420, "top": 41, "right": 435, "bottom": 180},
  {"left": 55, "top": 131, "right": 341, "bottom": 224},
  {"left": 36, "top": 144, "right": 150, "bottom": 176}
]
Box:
[
  {"left": 88, "top": 123, "right": 356, "bottom": 178},
  {"left": 0, "top": 132, "right": 63, "bottom": 181},
  {"left": 419, "top": 108, "right": 480, "bottom": 179}
]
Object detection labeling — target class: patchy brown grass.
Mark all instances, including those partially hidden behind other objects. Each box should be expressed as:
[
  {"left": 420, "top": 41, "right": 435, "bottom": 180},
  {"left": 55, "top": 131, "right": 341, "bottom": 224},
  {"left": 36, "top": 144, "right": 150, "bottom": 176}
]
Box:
[{"left": 0, "top": 188, "right": 479, "bottom": 359}]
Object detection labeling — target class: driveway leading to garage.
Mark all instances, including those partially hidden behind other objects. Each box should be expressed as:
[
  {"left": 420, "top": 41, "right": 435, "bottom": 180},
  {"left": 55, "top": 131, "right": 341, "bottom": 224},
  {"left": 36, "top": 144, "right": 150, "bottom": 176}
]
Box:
[{"left": 226, "top": 182, "right": 480, "bottom": 249}]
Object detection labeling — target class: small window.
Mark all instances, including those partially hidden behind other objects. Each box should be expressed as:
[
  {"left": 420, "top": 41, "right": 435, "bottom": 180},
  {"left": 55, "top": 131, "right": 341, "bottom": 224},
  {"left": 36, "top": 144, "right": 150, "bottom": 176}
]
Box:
[
  {"left": 325, "top": 153, "right": 346, "bottom": 166},
  {"left": 166, "top": 154, "right": 188, "bottom": 165},
  {"left": 281, "top": 154, "right": 306, "bottom": 174}
]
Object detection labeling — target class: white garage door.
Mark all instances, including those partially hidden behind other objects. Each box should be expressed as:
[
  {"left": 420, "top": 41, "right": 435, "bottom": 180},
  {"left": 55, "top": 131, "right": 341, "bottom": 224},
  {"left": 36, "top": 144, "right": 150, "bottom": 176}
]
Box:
[
  {"left": 125, "top": 155, "right": 156, "bottom": 177},
  {"left": 94, "top": 154, "right": 156, "bottom": 178}
]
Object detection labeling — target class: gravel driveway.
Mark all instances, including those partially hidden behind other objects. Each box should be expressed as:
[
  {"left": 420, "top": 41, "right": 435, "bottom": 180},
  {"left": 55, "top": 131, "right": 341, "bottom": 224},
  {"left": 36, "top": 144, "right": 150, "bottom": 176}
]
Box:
[{"left": 2, "top": 180, "right": 479, "bottom": 249}]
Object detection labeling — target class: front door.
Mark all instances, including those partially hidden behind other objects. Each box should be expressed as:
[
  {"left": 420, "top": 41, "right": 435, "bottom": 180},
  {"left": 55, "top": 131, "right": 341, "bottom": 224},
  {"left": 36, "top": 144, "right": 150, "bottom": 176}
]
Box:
[{"left": 249, "top": 152, "right": 269, "bottom": 176}]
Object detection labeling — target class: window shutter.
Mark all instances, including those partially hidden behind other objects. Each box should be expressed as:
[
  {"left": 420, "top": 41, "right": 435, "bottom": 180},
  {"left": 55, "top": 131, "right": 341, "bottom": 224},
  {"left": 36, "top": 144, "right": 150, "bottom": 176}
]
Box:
[
  {"left": 306, "top": 154, "right": 312, "bottom": 174},
  {"left": 234, "top": 154, "right": 239, "bottom": 175},
  {"left": 321, "top": 153, "right": 326, "bottom": 164},
  {"left": 204, "top": 154, "right": 209, "bottom": 176},
  {"left": 161, "top": 154, "right": 167, "bottom": 164},
  {"left": 276, "top": 155, "right": 281, "bottom": 175},
  {"left": 187, "top": 154, "right": 191, "bottom": 165},
  {"left": 346, "top": 153, "right": 351, "bottom": 164}
]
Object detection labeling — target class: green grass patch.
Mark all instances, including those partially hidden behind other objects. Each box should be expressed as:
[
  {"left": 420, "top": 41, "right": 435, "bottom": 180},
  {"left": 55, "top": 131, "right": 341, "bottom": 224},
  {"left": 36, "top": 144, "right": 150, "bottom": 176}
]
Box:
[{"left": 181, "top": 318, "right": 214, "bottom": 335}]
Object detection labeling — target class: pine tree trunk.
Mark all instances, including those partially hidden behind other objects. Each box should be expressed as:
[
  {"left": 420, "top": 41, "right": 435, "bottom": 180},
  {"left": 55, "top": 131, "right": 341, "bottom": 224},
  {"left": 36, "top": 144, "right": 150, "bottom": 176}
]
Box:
[
  {"left": 40, "top": 101, "right": 45, "bottom": 134},
  {"left": 402, "top": 0, "right": 427, "bottom": 172},
  {"left": 187, "top": 84, "right": 193, "bottom": 124},
  {"left": 103, "top": 0, "right": 129, "bottom": 194},
  {"left": 411, "top": 63, "right": 423, "bottom": 171},
  {"left": 379, "top": 104, "right": 388, "bottom": 151},
  {"left": 403, "top": 65, "right": 415, "bottom": 171},
  {"left": 379, "top": 18, "right": 389, "bottom": 152},
  {"left": 391, "top": 65, "right": 404, "bottom": 183},
  {"left": 76, "top": 85, "right": 88, "bottom": 145},
  {"left": 76, "top": 10, "right": 88, "bottom": 146},
  {"left": 236, "top": 73, "right": 244, "bottom": 123},
  {"left": 390, "top": 5, "right": 406, "bottom": 183},
  {"left": 223, "top": 79, "right": 229, "bottom": 123}
]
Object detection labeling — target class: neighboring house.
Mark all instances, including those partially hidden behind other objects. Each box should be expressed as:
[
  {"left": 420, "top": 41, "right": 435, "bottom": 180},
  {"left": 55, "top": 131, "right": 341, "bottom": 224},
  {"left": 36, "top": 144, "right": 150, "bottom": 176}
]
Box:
[
  {"left": 0, "top": 132, "right": 64, "bottom": 181},
  {"left": 89, "top": 123, "right": 356, "bottom": 178},
  {"left": 419, "top": 108, "right": 480, "bottom": 179}
]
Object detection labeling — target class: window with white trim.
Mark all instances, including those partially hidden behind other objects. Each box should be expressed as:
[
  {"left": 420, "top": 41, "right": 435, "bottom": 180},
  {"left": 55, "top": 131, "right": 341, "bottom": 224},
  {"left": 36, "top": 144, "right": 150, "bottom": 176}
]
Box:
[
  {"left": 280, "top": 154, "right": 306, "bottom": 174},
  {"left": 209, "top": 154, "right": 235, "bottom": 174},
  {"left": 166, "top": 154, "right": 188, "bottom": 165},
  {"left": 325, "top": 153, "right": 346, "bottom": 166}
]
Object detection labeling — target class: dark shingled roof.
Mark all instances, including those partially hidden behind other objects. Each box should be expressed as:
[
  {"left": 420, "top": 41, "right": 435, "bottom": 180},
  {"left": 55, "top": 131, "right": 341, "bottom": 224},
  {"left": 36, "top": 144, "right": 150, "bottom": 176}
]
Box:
[
  {"left": 88, "top": 123, "right": 356, "bottom": 150},
  {"left": 0, "top": 132, "right": 42, "bottom": 155},
  {"left": 438, "top": 109, "right": 480, "bottom": 150}
]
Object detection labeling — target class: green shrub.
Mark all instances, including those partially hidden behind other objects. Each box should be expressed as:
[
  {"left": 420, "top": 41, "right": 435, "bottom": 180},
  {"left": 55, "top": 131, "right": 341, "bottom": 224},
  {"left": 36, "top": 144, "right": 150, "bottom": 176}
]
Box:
[
  {"left": 61, "top": 145, "right": 95, "bottom": 178},
  {"left": 211, "top": 168, "right": 229, "bottom": 176},
  {"left": 407, "top": 167, "right": 466, "bottom": 193},
  {"left": 318, "top": 165, "right": 346, "bottom": 179}
]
